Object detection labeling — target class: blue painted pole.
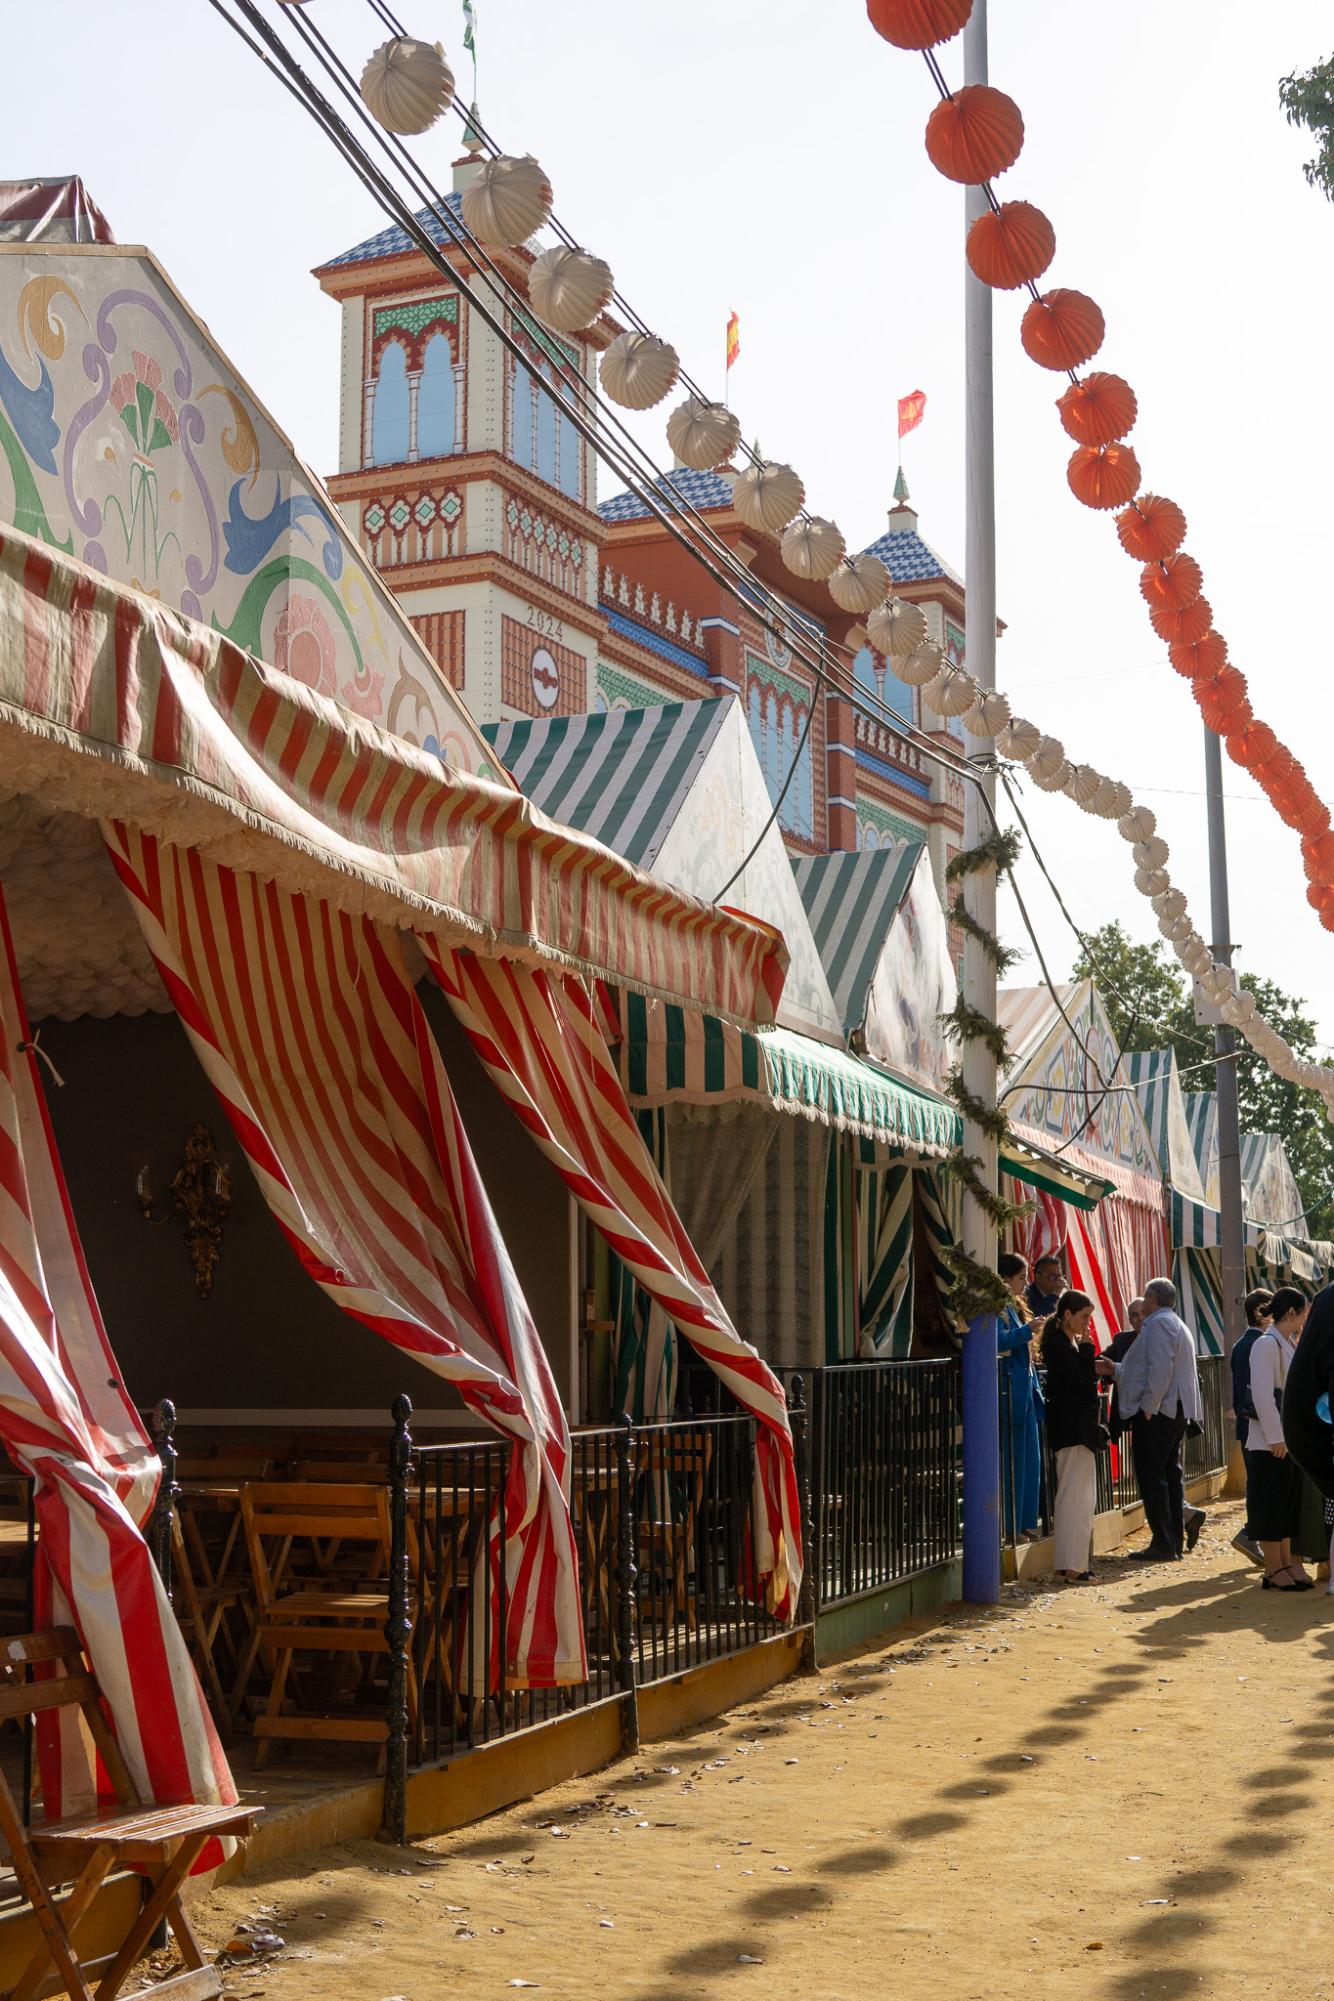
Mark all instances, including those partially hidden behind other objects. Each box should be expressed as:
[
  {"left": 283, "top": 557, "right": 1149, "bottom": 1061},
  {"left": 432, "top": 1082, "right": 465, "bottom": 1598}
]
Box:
[
  {"left": 962, "top": 1312, "right": 1000, "bottom": 1603},
  {"left": 960, "top": 0, "right": 1001, "bottom": 1606}
]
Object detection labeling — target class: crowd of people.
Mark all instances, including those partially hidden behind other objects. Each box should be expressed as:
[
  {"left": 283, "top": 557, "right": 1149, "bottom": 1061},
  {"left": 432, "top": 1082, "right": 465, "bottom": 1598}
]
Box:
[{"left": 993, "top": 1251, "right": 1334, "bottom": 1594}]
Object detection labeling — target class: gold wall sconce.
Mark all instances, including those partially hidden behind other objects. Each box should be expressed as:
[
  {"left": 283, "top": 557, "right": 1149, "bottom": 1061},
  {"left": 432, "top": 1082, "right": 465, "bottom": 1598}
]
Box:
[{"left": 135, "top": 1125, "right": 233, "bottom": 1298}]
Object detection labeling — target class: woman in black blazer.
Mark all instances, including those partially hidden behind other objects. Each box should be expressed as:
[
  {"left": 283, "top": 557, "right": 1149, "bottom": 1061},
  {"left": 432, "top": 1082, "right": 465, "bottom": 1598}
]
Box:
[{"left": 1041, "top": 1290, "right": 1106, "bottom": 1582}]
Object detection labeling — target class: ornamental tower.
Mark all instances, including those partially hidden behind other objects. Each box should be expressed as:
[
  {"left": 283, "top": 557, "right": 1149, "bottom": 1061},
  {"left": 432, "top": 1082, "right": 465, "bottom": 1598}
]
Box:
[{"left": 315, "top": 138, "right": 613, "bottom": 723}]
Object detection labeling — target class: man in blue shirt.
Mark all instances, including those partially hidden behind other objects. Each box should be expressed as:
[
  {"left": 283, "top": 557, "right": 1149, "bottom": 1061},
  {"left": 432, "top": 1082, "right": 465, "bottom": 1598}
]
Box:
[
  {"left": 1026, "top": 1254, "right": 1065, "bottom": 1322},
  {"left": 1096, "top": 1277, "right": 1203, "bottom": 1562},
  {"left": 1229, "top": 1288, "right": 1273, "bottom": 1568}
]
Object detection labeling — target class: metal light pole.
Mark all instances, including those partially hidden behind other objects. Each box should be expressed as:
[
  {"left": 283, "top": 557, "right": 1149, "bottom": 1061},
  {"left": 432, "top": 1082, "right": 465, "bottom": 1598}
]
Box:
[
  {"left": 959, "top": 0, "right": 1001, "bottom": 1606},
  {"left": 1203, "top": 728, "right": 1247, "bottom": 1372}
]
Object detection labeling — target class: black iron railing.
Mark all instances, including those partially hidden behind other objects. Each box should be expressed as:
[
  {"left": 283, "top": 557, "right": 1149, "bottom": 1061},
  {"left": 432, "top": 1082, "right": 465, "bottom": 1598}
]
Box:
[
  {"left": 1186, "top": 1354, "right": 1230, "bottom": 1483},
  {"left": 807, "top": 1360, "right": 959, "bottom": 1611}
]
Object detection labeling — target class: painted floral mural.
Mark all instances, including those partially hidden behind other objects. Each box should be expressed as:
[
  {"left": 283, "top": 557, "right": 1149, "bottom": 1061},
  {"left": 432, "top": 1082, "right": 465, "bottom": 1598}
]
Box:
[{"left": 0, "top": 249, "right": 493, "bottom": 775}]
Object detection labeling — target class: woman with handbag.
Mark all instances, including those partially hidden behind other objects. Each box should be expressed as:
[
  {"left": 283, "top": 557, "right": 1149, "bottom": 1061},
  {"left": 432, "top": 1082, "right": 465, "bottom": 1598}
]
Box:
[
  {"left": 1041, "top": 1290, "right": 1107, "bottom": 1582},
  {"left": 1247, "top": 1285, "right": 1313, "bottom": 1591}
]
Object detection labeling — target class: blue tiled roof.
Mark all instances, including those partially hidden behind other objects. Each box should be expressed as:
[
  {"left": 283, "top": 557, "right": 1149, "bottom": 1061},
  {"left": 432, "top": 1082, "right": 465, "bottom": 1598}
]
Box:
[
  {"left": 601, "top": 607, "right": 712, "bottom": 678},
  {"left": 599, "top": 468, "right": 735, "bottom": 523},
  {"left": 859, "top": 524, "right": 962, "bottom": 589},
  {"left": 320, "top": 197, "right": 465, "bottom": 270}
]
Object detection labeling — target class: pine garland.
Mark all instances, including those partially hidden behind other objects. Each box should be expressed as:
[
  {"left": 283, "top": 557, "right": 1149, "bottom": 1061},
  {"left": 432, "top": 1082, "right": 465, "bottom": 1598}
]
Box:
[{"left": 938, "top": 824, "right": 1030, "bottom": 1327}]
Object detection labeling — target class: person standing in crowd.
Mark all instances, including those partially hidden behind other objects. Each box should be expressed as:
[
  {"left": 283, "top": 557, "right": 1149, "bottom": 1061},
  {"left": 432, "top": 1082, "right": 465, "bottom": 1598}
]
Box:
[
  {"left": 1096, "top": 1277, "right": 1202, "bottom": 1562},
  {"left": 1245, "top": 1286, "right": 1313, "bottom": 1591},
  {"left": 1041, "top": 1290, "right": 1106, "bottom": 1583},
  {"left": 1280, "top": 1282, "right": 1334, "bottom": 1591},
  {"left": 1106, "top": 1292, "right": 1205, "bottom": 1550},
  {"left": 1229, "top": 1288, "right": 1274, "bottom": 1568},
  {"left": 998, "top": 1252, "right": 1044, "bottom": 1544},
  {"left": 1026, "top": 1254, "right": 1065, "bottom": 1322}
]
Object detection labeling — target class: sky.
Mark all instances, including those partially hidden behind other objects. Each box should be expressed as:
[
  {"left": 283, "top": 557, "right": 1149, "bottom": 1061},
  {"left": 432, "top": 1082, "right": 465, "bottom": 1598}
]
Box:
[{"left": 10, "top": 1, "right": 1334, "bottom": 1052}]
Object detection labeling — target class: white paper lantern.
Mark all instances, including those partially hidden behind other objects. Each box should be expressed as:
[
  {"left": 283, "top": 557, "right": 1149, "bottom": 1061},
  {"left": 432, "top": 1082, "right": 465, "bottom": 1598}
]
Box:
[
  {"left": 666, "top": 396, "right": 740, "bottom": 472},
  {"left": 1225, "top": 990, "right": 1257, "bottom": 1027},
  {"left": 962, "top": 689, "right": 1011, "bottom": 738},
  {"left": 1029, "top": 758, "right": 1073, "bottom": 793},
  {"left": 1133, "top": 837, "right": 1169, "bottom": 872},
  {"left": 360, "top": 37, "right": 455, "bottom": 134},
  {"left": 1064, "top": 763, "right": 1103, "bottom": 808},
  {"left": 1134, "top": 867, "right": 1169, "bottom": 898},
  {"left": 731, "top": 461, "right": 805, "bottom": 534},
  {"left": 529, "top": 246, "right": 614, "bottom": 333},
  {"left": 997, "top": 716, "right": 1042, "bottom": 762},
  {"left": 1152, "top": 888, "right": 1187, "bottom": 922},
  {"left": 600, "top": 331, "right": 680, "bottom": 411},
  {"left": 898, "top": 640, "right": 944, "bottom": 687},
  {"left": 1093, "top": 778, "right": 1132, "bottom": 819},
  {"left": 922, "top": 667, "right": 976, "bottom": 718},
  {"left": 828, "top": 553, "right": 890, "bottom": 615},
  {"left": 1029, "top": 735, "right": 1067, "bottom": 785},
  {"left": 780, "top": 516, "right": 846, "bottom": 582},
  {"left": 1164, "top": 913, "right": 1194, "bottom": 945},
  {"left": 867, "top": 597, "right": 927, "bottom": 659},
  {"left": 461, "top": 153, "right": 553, "bottom": 247},
  {"left": 1119, "top": 805, "right": 1158, "bottom": 845}
]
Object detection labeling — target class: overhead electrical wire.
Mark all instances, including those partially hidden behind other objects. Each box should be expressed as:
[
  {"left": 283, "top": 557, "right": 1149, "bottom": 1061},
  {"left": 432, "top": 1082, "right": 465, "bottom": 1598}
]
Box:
[{"left": 208, "top": 0, "right": 1148, "bottom": 1102}]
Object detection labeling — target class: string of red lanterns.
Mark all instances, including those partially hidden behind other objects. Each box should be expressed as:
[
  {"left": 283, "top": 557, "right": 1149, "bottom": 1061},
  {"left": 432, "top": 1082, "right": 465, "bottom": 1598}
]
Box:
[{"left": 865, "top": 0, "right": 1334, "bottom": 929}]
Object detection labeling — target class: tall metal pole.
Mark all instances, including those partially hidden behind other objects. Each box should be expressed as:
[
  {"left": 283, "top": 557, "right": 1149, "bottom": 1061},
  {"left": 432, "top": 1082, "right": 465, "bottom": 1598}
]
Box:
[
  {"left": 1204, "top": 729, "right": 1247, "bottom": 1369},
  {"left": 959, "top": 0, "right": 1001, "bottom": 1606}
]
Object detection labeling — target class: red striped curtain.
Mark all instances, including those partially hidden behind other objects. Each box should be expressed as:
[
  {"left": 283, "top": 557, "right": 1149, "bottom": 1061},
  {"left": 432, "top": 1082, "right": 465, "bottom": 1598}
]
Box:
[
  {"left": 0, "top": 887, "right": 235, "bottom": 1827},
  {"left": 107, "top": 825, "right": 585, "bottom": 1687},
  {"left": 421, "top": 946, "right": 804, "bottom": 1619}
]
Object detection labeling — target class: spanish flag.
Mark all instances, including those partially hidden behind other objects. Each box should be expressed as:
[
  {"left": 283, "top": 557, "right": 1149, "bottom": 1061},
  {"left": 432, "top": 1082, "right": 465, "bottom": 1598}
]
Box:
[
  {"left": 898, "top": 389, "right": 927, "bottom": 439},
  {"left": 726, "top": 311, "right": 740, "bottom": 372}
]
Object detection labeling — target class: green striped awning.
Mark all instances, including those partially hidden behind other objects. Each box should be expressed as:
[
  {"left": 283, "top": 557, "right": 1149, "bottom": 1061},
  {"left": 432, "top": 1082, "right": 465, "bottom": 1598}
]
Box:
[
  {"left": 621, "top": 995, "right": 1112, "bottom": 1205},
  {"left": 790, "top": 846, "right": 920, "bottom": 1038},
  {"left": 484, "top": 701, "right": 725, "bottom": 871}
]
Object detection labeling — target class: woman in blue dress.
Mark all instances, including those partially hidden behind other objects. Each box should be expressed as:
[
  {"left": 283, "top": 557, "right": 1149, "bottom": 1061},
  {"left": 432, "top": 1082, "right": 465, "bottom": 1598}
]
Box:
[{"left": 998, "top": 1251, "right": 1045, "bottom": 1542}]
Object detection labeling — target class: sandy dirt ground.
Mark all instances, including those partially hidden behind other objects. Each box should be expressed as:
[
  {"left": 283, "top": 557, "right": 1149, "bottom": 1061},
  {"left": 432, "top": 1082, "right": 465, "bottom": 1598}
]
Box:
[{"left": 190, "top": 1497, "right": 1334, "bottom": 2001}]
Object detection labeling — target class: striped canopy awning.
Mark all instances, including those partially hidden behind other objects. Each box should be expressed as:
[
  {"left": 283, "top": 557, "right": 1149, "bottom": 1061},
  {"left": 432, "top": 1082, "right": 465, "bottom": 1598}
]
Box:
[
  {"left": 790, "top": 845, "right": 920, "bottom": 1038},
  {"left": 0, "top": 527, "right": 786, "bottom": 1028},
  {"left": 1168, "top": 1188, "right": 1263, "bottom": 1252},
  {"left": 621, "top": 996, "right": 1110, "bottom": 1206}
]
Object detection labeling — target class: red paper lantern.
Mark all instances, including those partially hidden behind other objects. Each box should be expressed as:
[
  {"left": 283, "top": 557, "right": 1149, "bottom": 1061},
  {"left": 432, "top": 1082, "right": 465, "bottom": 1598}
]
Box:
[
  {"left": 1308, "top": 882, "right": 1328, "bottom": 913},
  {"left": 1020, "top": 289, "right": 1105, "bottom": 371},
  {"left": 1167, "top": 632, "right": 1227, "bottom": 680},
  {"left": 867, "top": 0, "right": 973, "bottom": 49},
  {"left": 1225, "top": 722, "right": 1278, "bottom": 771},
  {"left": 967, "top": 201, "right": 1056, "bottom": 289},
  {"left": 1117, "top": 495, "right": 1187, "bottom": 564},
  {"left": 1258, "top": 744, "right": 1296, "bottom": 790},
  {"left": 1140, "top": 552, "right": 1204, "bottom": 613},
  {"left": 1296, "top": 795, "right": 1332, "bottom": 840},
  {"left": 1057, "top": 373, "right": 1137, "bottom": 447},
  {"left": 1275, "top": 772, "right": 1317, "bottom": 831},
  {"left": 1194, "top": 665, "right": 1249, "bottom": 736},
  {"left": 1302, "top": 831, "right": 1334, "bottom": 875},
  {"left": 1149, "top": 596, "right": 1212, "bottom": 647},
  {"left": 1321, "top": 907, "right": 1334, "bottom": 933},
  {"left": 1067, "top": 442, "right": 1141, "bottom": 511},
  {"left": 925, "top": 85, "right": 1025, "bottom": 185}
]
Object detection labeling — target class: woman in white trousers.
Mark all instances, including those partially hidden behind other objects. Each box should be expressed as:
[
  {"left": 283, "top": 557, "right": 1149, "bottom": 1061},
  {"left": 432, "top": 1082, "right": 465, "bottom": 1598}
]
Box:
[{"left": 1040, "top": 1292, "right": 1106, "bottom": 1582}]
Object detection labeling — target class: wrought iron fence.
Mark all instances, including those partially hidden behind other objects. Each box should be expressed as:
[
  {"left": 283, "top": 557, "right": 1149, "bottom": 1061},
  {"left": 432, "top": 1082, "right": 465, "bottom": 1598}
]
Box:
[
  {"left": 1186, "top": 1354, "right": 1230, "bottom": 1483},
  {"left": 807, "top": 1361, "right": 959, "bottom": 1611}
]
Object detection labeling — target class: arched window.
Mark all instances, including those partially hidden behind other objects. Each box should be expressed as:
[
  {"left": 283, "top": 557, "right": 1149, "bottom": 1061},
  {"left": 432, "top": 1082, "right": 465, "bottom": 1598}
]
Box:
[
  {"left": 557, "top": 386, "right": 581, "bottom": 501},
  {"left": 417, "top": 332, "right": 456, "bottom": 457},
  {"left": 796, "top": 708, "right": 813, "bottom": 836},
  {"left": 510, "top": 357, "right": 535, "bottom": 468},
  {"left": 371, "top": 340, "right": 410, "bottom": 465},
  {"left": 764, "top": 689, "right": 780, "bottom": 794},
  {"left": 854, "top": 646, "right": 878, "bottom": 699},
  {"left": 535, "top": 371, "right": 559, "bottom": 486}
]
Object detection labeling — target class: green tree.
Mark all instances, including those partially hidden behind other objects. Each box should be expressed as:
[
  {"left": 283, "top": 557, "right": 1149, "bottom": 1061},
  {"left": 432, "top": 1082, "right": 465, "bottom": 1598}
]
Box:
[
  {"left": 1071, "top": 921, "right": 1334, "bottom": 1240},
  {"left": 1279, "top": 54, "right": 1334, "bottom": 202}
]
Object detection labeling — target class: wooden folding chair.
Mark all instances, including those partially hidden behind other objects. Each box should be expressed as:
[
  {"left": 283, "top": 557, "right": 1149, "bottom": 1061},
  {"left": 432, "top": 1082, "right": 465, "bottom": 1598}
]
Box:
[
  {"left": 236, "top": 1483, "right": 418, "bottom": 1766},
  {"left": 0, "top": 1627, "right": 258, "bottom": 2001},
  {"left": 636, "top": 1432, "right": 713, "bottom": 1631}
]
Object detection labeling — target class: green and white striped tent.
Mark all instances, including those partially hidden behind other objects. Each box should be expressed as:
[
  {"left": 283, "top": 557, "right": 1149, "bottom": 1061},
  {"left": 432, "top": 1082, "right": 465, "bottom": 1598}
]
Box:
[
  {"left": 1128, "top": 1047, "right": 1329, "bottom": 1353},
  {"left": 485, "top": 698, "right": 844, "bottom": 1043},
  {"left": 791, "top": 844, "right": 956, "bottom": 1095}
]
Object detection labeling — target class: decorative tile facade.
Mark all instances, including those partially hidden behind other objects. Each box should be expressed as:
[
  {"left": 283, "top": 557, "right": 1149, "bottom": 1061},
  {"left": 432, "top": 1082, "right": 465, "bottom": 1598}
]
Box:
[
  {"left": 504, "top": 493, "right": 585, "bottom": 597},
  {"left": 410, "top": 609, "right": 466, "bottom": 691},
  {"left": 362, "top": 486, "right": 464, "bottom": 568},
  {"left": 501, "top": 615, "right": 585, "bottom": 716}
]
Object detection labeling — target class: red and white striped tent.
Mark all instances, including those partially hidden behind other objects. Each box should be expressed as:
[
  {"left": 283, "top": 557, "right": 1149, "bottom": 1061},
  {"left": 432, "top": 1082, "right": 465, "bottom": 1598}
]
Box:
[
  {"left": 998, "top": 982, "right": 1169, "bottom": 1340},
  {"left": 0, "top": 524, "right": 802, "bottom": 1818}
]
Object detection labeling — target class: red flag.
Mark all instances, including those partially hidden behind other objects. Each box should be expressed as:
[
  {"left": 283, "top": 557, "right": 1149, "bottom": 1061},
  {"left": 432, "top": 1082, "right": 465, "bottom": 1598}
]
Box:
[
  {"left": 726, "top": 310, "right": 740, "bottom": 371},
  {"left": 898, "top": 389, "right": 927, "bottom": 439}
]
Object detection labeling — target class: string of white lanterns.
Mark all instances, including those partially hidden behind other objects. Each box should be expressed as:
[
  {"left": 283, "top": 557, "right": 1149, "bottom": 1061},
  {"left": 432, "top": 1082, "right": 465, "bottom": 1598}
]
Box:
[
  {"left": 894, "top": 653, "right": 1334, "bottom": 1121},
  {"left": 349, "top": 31, "right": 1331, "bottom": 1119},
  {"left": 350, "top": 30, "right": 927, "bottom": 624}
]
